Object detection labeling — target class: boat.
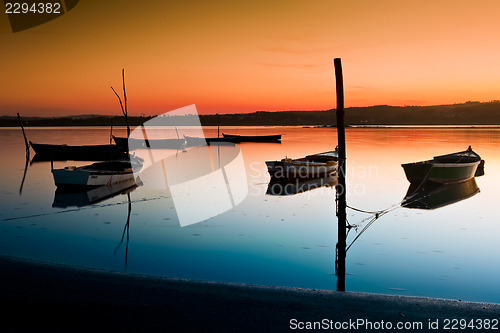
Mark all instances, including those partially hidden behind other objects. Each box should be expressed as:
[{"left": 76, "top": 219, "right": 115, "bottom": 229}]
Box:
[
  {"left": 401, "top": 146, "right": 484, "bottom": 184},
  {"left": 266, "top": 150, "right": 338, "bottom": 179},
  {"left": 402, "top": 178, "right": 480, "bottom": 210},
  {"left": 222, "top": 133, "right": 281, "bottom": 143},
  {"left": 30, "top": 141, "right": 128, "bottom": 161},
  {"left": 112, "top": 136, "right": 185, "bottom": 150},
  {"left": 183, "top": 135, "right": 233, "bottom": 147},
  {"left": 52, "top": 178, "right": 140, "bottom": 208},
  {"left": 266, "top": 175, "right": 337, "bottom": 196},
  {"left": 52, "top": 157, "right": 143, "bottom": 189}
]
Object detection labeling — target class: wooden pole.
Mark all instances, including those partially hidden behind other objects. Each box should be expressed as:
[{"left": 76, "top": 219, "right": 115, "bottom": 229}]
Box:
[
  {"left": 217, "top": 113, "right": 220, "bottom": 138},
  {"left": 17, "top": 113, "right": 30, "bottom": 154},
  {"left": 122, "top": 69, "right": 130, "bottom": 138},
  {"left": 334, "top": 58, "right": 347, "bottom": 291},
  {"left": 110, "top": 123, "right": 113, "bottom": 146}
]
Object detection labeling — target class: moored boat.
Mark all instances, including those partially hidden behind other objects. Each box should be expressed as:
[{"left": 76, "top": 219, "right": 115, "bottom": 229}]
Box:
[
  {"left": 222, "top": 133, "right": 281, "bottom": 143},
  {"left": 52, "top": 157, "right": 143, "bottom": 189},
  {"left": 112, "top": 136, "right": 185, "bottom": 150},
  {"left": 30, "top": 141, "right": 128, "bottom": 161},
  {"left": 402, "top": 147, "right": 484, "bottom": 184},
  {"left": 266, "top": 150, "right": 338, "bottom": 179},
  {"left": 183, "top": 135, "right": 233, "bottom": 147}
]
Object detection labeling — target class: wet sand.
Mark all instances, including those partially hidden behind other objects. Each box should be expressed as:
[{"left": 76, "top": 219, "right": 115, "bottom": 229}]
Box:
[{"left": 1, "top": 255, "right": 498, "bottom": 332}]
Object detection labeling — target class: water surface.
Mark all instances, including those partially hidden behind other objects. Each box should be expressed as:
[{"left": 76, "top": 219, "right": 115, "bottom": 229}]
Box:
[{"left": 1, "top": 126, "right": 499, "bottom": 303}]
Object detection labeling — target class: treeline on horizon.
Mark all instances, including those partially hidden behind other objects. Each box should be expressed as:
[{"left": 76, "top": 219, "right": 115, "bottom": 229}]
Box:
[{"left": 3, "top": 101, "right": 500, "bottom": 127}]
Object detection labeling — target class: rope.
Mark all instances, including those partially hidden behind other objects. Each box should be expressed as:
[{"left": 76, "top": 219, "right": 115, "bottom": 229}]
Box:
[{"left": 341, "top": 148, "right": 477, "bottom": 251}]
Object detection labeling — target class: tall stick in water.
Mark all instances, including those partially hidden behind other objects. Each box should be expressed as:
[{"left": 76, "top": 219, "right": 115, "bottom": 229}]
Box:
[
  {"left": 17, "top": 113, "right": 30, "bottom": 154},
  {"left": 334, "top": 58, "right": 347, "bottom": 292},
  {"left": 217, "top": 113, "right": 220, "bottom": 138},
  {"left": 111, "top": 69, "right": 130, "bottom": 138}
]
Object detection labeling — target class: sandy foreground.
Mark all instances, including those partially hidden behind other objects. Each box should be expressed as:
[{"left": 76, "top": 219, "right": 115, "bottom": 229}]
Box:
[{"left": 1, "top": 255, "right": 498, "bottom": 332}]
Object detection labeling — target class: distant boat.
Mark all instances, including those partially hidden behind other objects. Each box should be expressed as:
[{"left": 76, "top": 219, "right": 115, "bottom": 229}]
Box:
[
  {"left": 222, "top": 133, "right": 281, "bottom": 143},
  {"left": 266, "top": 150, "right": 338, "bottom": 179},
  {"left": 402, "top": 146, "right": 484, "bottom": 184},
  {"left": 266, "top": 175, "right": 337, "bottom": 196},
  {"left": 30, "top": 141, "right": 128, "bottom": 161},
  {"left": 112, "top": 135, "right": 185, "bottom": 150},
  {"left": 183, "top": 135, "right": 233, "bottom": 147},
  {"left": 52, "top": 157, "right": 143, "bottom": 189},
  {"left": 402, "top": 178, "right": 480, "bottom": 210},
  {"left": 52, "top": 178, "right": 140, "bottom": 208}
]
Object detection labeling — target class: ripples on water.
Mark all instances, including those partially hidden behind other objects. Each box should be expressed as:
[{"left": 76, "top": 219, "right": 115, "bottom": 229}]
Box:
[{"left": 1, "top": 126, "right": 499, "bottom": 303}]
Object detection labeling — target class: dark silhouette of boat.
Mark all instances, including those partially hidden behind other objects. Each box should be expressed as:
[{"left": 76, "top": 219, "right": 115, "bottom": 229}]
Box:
[
  {"left": 402, "top": 178, "right": 480, "bottom": 210},
  {"left": 266, "top": 150, "right": 338, "bottom": 179},
  {"left": 183, "top": 135, "right": 233, "bottom": 147},
  {"left": 222, "top": 133, "right": 281, "bottom": 143},
  {"left": 30, "top": 141, "right": 128, "bottom": 161},
  {"left": 402, "top": 146, "right": 484, "bottom": 184},
  {"left": 112, "top": 135, "right": 185, "bottom": 150}
]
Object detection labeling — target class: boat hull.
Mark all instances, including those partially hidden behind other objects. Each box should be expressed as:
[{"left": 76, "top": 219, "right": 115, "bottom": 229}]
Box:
[
  {"left": 113, "top": 136, "right": 185, "bottom": 150},
  {"left": 266, "top": 150, "right": 339, "bottom": 179},
  {"left": 52, "top": 160, "right": 141, "bottom": 189},
  {"left": 402, "top": 160, "right": 480, "bottom": 184},
  {"left": 266, "top": 160, "right": 337, "bottom": 179},
  {"left": 222, "top": 133, "right": 281, "bottom": 143},
  {"left": 30, "top": 141, "right": 128, "bottom": 161},
  {"left": 184, "top": 135, "right": 233, "bottom": 147}
]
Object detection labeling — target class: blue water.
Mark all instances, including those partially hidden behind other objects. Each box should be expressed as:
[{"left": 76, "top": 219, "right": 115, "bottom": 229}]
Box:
[{"left": 1, "top": 126, "right": 499, "bottom": 303}]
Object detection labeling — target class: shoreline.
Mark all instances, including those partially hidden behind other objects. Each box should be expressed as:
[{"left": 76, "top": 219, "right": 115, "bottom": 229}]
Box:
[{"left": 1, "top": 255, "right": 498, "bottom": 332}]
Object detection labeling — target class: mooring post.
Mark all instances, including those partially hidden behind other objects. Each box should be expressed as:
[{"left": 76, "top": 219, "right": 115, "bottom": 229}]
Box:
[
  {"left": 334, "top": 58, "right": 347, "bottom": 291},
  {"left": 17, "top": 113, "right": 30, "bottom": 155}
]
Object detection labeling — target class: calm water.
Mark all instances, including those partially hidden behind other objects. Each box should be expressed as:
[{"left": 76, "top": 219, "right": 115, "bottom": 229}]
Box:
[{"left": 1, "top": 126, "right": 499, "bottom": 303}]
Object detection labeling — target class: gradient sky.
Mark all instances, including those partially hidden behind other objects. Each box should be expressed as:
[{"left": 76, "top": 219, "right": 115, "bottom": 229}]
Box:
[{"left": 1, "top": 0, "right": 500, "bottom": 116}]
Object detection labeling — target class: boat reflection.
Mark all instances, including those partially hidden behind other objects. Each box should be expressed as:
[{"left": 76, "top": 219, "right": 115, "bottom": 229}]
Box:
[
  {"left": 335, "top": 177, "right": 481, "bottom": 292},
  {"left": 266, "top": 175, "right": 337, "bottom": 196},
  {"left": 114, "top": 193, "right": 132, "bottom": 272},
  {"left": 52, "top": 178, "right": 141, "bottom": 208},
  {"left": 19, "top": 151, "right": 30, "bottom": 195},
  {"left": 402, "top": 178, "right": 480, "bottom": 210}
]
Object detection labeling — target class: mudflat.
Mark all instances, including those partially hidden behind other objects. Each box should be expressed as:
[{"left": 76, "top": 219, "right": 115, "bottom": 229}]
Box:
[{"left": 1, "top": 256, "right": 498, "bottom": 332}]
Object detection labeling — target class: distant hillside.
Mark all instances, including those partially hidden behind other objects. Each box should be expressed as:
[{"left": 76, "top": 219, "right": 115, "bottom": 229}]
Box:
[{"left": 3, "top": 101, "right": 500, "bottom": 127}]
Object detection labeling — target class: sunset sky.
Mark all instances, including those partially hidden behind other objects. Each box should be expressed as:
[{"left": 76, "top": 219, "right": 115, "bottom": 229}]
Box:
[{"left": 1, "top": 0, "right": 500, "bottom": 116}]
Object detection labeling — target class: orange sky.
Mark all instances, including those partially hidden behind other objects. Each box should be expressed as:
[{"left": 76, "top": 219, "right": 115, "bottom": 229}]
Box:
[{"left": 1, "top": 0, "right": 500, "bottom": 116}]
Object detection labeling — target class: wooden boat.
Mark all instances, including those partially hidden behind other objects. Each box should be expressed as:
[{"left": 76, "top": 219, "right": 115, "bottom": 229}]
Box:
[
  {"left": 266, "top": 150, "right": 338, "bottom": 179},
  {"left": 112, "top": 136, "right": 185, "bottom": 150},
  {"left": 52, "top": 178, "right": 140, "bottom": 208},
  {"left": 52, "top": 157, "right": 143, "bottom": 189},
  {"left": 183, "top": 135, "right": 233, "bottom": 147},
  {"left": 402, "top": 178, "right": 480, "bottom": 210},
  {"left": 222, "top": 133, "right": 281, "bottom": 143},
  {"left": 402, "top": 147, "right": 484, "bottom": 184},
  {"left": 30, "top": 141, "right": 128, "bottom": 161},
  {"left": 266, "top": 175, "right": 337, "bottom": 196}
]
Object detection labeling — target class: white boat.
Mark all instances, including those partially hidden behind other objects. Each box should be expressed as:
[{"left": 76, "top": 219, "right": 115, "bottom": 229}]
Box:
[
  {"left": 52, "top": 157, "right": 143, "bottom": 188},
  {"left": 265, "top": 150, "right": 338, "bottom": 179}
]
